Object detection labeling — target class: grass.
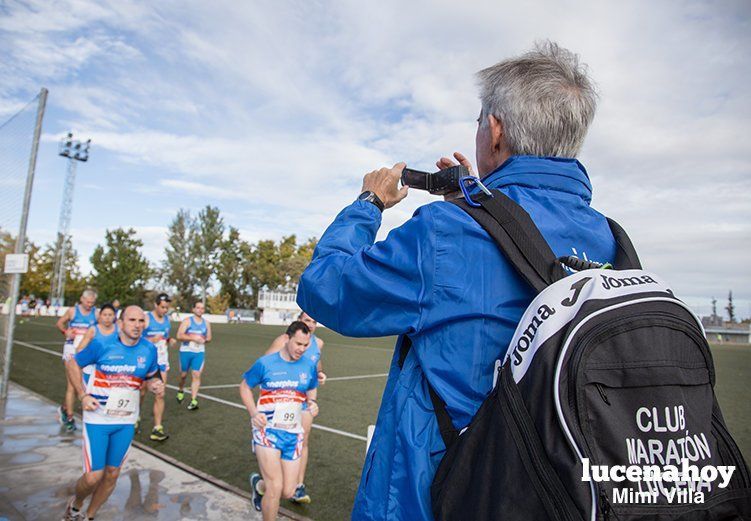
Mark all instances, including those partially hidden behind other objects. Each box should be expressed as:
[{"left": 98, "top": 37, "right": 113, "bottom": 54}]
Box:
[{"left": 8, "top": 317, "right": 751, "bottom": 520}]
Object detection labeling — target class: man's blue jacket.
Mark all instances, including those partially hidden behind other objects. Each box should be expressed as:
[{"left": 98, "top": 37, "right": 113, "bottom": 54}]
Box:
[{"left": 297, "top": 156, "right": 618, "bottom": 520}]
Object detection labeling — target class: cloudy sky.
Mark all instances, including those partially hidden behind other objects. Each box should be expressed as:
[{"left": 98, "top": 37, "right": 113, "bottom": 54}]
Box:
[{"left": 1, "top": 0, "right": 749, "bottom": 317}]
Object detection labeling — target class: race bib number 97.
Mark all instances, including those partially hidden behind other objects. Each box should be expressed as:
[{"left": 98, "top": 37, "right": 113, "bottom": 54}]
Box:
[
  {"left": 105, "top": 388, "right": 139, "bottom": 418},
  {"left": 271, "top": 402, "right": 302, "bottom": 430}
]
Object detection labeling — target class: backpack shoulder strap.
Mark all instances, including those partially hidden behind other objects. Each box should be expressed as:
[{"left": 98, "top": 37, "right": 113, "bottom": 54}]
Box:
[
  {"left": 452, "top": 190, "right": 567, "bottom": 294},
  {"left": 607, "top": 217, "right": 642, "bottom": 270},
  {"left": 398, "top": 336, "right": 459, "bottom": 449}
]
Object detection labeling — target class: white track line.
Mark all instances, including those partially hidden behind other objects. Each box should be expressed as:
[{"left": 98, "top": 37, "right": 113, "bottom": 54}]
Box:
[
  {"left": 198, "top": 384, "right": 240, "bottom": 390},
  {"left": 13, "top": 339, "right": 369, "bottom": 443}
]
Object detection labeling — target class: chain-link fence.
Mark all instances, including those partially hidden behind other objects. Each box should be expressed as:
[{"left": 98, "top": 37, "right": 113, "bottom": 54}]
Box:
[{"left": 0, "top": 89, "right": 47, "bottom": 400}]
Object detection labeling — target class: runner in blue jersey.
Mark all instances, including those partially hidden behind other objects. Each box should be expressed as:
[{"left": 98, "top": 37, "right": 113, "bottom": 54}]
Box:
[
  {"left": 62, "top": 305, "right": 163, "bottom": 521},
  {"left": 76, "top": 303, "right": 118, "bottom": 386},
  {"left": 176, "top": 301, "right": 212, "bottom": 410},
  {"left": 56, "top": 289, "right": 99, "bottom": 432},
  {"left": 242, "top": 321, "right": 319, "bottom": 520},
  {"left": 264, "top": 311, "right": 326, "bottom": 503},
  {"left": 142, "top": 293, "right": 175, "bottom": 441}
]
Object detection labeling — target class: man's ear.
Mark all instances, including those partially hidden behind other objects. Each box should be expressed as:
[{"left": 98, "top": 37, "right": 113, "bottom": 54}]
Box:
[{"left": 487, "top": 113, "right": 504, "bottom": 153}]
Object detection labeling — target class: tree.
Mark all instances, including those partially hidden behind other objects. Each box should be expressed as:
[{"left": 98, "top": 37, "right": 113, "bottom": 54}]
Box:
[
  {"left": 242, "top": 239, "right": 282, "bottom": 309},
  {"left": 19, "top": 236, "right": 86, "bottom": 304},
  {"left": 726, "top": 290, "right": 736, "bottom": 323},
  {"left": 90, "top": 228, "right": 152, "bottom": 304},
  {"left": 206, "top": 292, "right": 230, "bottom": 314},
  {"left": 162, "top": 210, "right": 195, "bottom": 310},
  {"left": 1, "top": 228, "right": 16, "bottom": 301},
  {"left": 191, "top": 205, "right": 224, "bottom": 303},
  {"left": 217, "top": 226, "right": 246, "bottom": 308},
  {"left": 240, "top": 235, "right": 318, "bottom": 308},
  {"left": 288, "top": 236, "right": 317, "bottom": 285}
]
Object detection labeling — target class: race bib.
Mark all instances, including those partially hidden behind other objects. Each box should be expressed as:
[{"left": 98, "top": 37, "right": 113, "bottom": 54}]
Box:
[
  {"left": 271, "top": 402, "right": 302, "bottom": 430},
  {"left": 104, "top": 388, "right": 139, "bottom": 418}
]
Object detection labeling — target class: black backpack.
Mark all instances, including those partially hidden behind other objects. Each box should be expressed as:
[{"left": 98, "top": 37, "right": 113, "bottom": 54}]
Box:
[{"left": 423, "top": 190, "right": 751, "bottom": 520}]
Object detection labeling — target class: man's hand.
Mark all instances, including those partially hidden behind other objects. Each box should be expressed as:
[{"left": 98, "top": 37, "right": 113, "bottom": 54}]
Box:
[
  {"left": 307, "top": 400, "right": 320, "bottom": 418},
  {"left": 192, "top": 335, "right": 205, "bottom": 344},
  {"left": 65, "top": 329, "right": 77, "bottom": 340},
  {"left": 361, "top": 162, "right": 409, "bottom": 209},
  {"left": 436, "top": 152, "right": 477, "bottom": 201},
  {"left": 81, "top": 394, "right": 99, "bottom": 411},
  {"left": 148, "top": 379, "right": 165, "bottom": 396},
  {"left": 251, "top": 412, "right": 267, "bottom": 429},
  {"left": 317, "top": 371, "right": 327, "bottom": 385}
]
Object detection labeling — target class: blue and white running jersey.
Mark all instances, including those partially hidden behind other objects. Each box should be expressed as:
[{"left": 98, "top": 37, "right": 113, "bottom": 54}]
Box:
[
  {"left": 180, "top": 316, "right": 207, "bottom": 353},
  {"left": 83, "top": 325, "right": 119, "bottom": 382},
  {"left": 305, "top": 334, "right": 321, "bottom": 365},
  {"left": 94, "top": 324, "right": 118, "bottom": 342},
  {"left": 68, "top": 305, "right": 98, "bottom": 340},
  {"left": 76, "top": 336, "right": 159, "bottom": 425},
  {"left": 63, "top": 305, "right": 99, "bottom": 361},
  {"left": 144, "top": 312, "right": 171, "bottom": 347},
  {"left": 243, "top": 352, "right": 318, "bottom": 434}
]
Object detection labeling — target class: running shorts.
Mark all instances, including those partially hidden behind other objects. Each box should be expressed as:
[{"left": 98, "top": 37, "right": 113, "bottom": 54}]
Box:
[{"left": 252, "top": 427, "right": 303, "bottom": 461}]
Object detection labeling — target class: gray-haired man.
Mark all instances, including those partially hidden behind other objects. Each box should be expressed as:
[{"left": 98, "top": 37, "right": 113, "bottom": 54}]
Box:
[
  {"left": 297, "top": 42, "right": 618, "bottom": 520},
  {"left": 56, "top": 289, "right": 99, "bottom": 432}
]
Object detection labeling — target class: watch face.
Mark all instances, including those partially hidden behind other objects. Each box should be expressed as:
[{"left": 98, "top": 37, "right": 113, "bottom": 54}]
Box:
[{"left": 359, "top": 191, "right": 373, "bottom": 201}]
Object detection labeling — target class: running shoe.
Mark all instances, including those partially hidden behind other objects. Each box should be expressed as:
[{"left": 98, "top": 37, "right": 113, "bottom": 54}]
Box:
[
  {"left": 134, "top": 416, "right": 141, "bottom": 433},
  {"left": 65, "top": 416, "right": 77, "bottom": 433},
  {"left": 291, "top": 483, "right": 311, "bottom": 504},
  {"left": 176, "top": 391, "right": 185, "bottom": 404},
  {"left": 187, "top": 399, "right": 199, "bottom": 411},
  {"left": 249, "top": 473, "right": 263, "bottom": 512},
  {"left": 150, "top": 426, "right": 169, "bottom": 442},
  {"left": 58, "top": 405, "right": 69, "bottom": 425},
  {"left": 62, "top": 497, "right": 86, "bottom": 520}
]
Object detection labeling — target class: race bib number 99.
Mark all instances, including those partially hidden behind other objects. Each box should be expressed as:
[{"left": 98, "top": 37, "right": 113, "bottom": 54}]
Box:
[
  {"left": 105, "top": 388, "right": 139, "bottom": 418},
  {"left": 271, "top": 402, "right": 302, "bottom": 430}
]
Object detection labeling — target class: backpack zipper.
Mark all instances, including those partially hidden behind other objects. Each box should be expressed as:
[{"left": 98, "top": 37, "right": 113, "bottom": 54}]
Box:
[{"left": 501, "top": 367, "right": 577, "bottom": 521}]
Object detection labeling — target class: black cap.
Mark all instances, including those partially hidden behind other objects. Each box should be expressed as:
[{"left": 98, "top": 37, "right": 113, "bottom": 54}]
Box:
[{"left": 155, "top": 293, "right": 171, "bottom": 303}]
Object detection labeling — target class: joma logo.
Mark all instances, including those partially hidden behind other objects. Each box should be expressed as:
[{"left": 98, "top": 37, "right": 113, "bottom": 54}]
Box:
[
  {"left": 600, "top": 274, "right": 657, "bottom": 290},
  {"left": 511, "top": 304, "right": 555, "bottom": 366}
]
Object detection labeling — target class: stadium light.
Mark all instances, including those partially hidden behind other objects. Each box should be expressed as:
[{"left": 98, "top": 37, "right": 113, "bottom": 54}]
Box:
[{"left": 50, "top": 131, "right": 92, "bottom": 306}]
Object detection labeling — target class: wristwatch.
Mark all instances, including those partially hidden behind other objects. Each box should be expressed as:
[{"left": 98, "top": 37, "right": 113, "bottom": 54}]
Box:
[{"left": 358, "top": 191, "right": 385, "bottom": 212}]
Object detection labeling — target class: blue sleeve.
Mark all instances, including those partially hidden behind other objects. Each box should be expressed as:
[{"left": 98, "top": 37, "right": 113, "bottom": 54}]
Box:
[
  {"left": 243, "top": 360, "right": 264, "bottom": 388},
  {"left": 296, "top": 200, "right": 435, "bottom": 337},
  {"left": 75, "top": 338, "right": 102, "bottom": 367}
]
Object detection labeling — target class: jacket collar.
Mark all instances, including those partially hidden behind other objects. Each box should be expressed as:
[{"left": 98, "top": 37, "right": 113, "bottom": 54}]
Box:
[{"left": 480, "top": 156, "right": 593, "bottom": 203}]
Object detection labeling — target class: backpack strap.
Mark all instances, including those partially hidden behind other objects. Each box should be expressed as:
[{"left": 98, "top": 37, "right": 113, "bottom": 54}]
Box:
[
  {"left": 452, "top": 190, "right": 567, "bottom": 293},
  {"left": 607, "top": 217, "right": 642, "bottom": 270},
  {"left": 398, "top": 336, "right": 459, "bottom": 449}
]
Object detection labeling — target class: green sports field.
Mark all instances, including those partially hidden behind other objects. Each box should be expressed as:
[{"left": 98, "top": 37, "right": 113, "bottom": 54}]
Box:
[{"left": 8, "top": 317, "right": 751, "bottom": 520}]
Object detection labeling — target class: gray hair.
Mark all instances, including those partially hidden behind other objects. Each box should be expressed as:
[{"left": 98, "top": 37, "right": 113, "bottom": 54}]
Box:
[
  {"left": 82, "top": 289, "right": 97, "bottom": 299},
  {"left": 476, "top": 41, "right": 598, "bottom": 158}
]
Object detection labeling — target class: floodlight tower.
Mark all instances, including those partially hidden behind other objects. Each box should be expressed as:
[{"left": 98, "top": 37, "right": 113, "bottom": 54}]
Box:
[{"left": 50, "top": 132, "right": 91, "bottom": 306}]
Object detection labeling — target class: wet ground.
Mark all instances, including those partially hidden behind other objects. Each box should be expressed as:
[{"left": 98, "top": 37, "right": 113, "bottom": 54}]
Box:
[{"left": 0, "top": 384, "right": 267, "bottom": 520}]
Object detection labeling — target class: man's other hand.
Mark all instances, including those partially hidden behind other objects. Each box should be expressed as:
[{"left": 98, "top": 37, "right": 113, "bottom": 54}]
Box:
[
  {"left": 436, "top": 152, "right": 477, "bottom": 201},
  {"left": 148, "top": 379, "right": 165, "bottom": 396},
  {"left": 361, "top": 162, "right": 408, "bottom": 209}
]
